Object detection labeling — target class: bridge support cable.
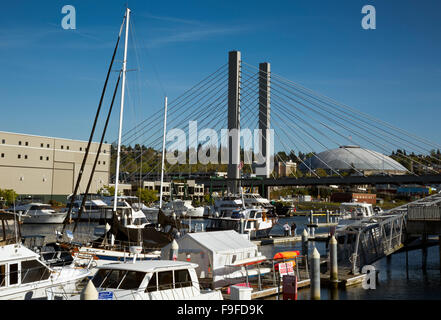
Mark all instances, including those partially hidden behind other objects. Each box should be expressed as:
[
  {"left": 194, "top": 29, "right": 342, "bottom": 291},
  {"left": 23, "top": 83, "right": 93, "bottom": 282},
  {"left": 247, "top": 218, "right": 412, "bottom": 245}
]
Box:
[
  {"left": 243, "top": 61, "right": 441, "bottom": 173},
  {"left": 267, "top": 77, "right": 441, "bottom": 173},
  {"left": 243, "top": 61, "right": 441, "bottom": 152}
]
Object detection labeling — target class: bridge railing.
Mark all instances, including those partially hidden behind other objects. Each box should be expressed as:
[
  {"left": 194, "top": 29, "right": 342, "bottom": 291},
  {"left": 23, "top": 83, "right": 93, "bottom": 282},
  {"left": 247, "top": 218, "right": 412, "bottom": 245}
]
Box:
[{"left": 408, "top": 205, "right": 441, "bottom": 221}]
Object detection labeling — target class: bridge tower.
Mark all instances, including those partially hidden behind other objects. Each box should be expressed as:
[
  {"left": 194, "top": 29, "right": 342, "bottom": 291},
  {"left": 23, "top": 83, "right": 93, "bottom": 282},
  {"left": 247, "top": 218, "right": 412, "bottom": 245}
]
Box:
[
  {"left": 257, "top": 62, "right": 271, "bottom": 179},
  {"left": 227, "top": 51, "right": 241, "bottom": 194}
]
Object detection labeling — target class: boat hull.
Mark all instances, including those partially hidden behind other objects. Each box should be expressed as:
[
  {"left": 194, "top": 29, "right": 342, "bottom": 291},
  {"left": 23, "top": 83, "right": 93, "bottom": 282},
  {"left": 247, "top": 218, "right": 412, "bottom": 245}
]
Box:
[{"left": 20, "top": 212, "right": 67, "bottom": 224}]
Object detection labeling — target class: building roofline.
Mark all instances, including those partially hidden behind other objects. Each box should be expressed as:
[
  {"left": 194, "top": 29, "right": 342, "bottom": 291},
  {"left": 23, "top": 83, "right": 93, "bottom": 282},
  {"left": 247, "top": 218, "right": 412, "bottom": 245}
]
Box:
[{"left": 0, "top": 130, "right": 110, "bottom": 145}]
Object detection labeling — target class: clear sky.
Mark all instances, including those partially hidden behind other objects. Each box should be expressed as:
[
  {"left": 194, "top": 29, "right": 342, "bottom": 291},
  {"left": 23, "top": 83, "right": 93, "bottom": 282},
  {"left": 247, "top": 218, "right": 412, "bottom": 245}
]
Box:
[{"left": 1, "top": 0, "right": 441, "bottom": 149}]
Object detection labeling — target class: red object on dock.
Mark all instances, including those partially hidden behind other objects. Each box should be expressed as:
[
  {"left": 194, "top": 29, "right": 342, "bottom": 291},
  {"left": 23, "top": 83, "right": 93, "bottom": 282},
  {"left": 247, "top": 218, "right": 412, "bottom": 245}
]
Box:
[{"left": 282, "top": 275, "right": 298, "bottom": 300}]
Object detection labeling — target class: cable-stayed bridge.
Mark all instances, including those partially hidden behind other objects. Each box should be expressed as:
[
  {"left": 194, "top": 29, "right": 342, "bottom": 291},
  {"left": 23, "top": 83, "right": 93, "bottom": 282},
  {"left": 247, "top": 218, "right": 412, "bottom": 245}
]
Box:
[{"left": 115, "top": 50, "right": 441, "bottom": 192}]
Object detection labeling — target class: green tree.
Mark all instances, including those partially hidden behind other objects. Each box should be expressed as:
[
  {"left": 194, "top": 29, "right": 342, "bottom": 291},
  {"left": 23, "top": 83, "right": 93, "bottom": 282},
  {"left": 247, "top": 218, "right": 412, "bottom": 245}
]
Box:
[
  {"left": 98, "top": 185, "right": 117, "bottom": 196},
  {"left": 136, "top": 188, "right": 158, "bottom": 205},
  {"left": 0, "top": 188, "right": 18, "bottom": 207}
]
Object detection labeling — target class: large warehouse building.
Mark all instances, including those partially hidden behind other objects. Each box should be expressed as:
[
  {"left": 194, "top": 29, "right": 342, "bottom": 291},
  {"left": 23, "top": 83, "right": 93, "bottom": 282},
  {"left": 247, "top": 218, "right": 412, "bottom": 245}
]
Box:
[
  {"left": 0, "top": 131, "right": 111, "bottom": 203},
  {"left": 300, "top": 145, "right": 408, "bottom": 176}
]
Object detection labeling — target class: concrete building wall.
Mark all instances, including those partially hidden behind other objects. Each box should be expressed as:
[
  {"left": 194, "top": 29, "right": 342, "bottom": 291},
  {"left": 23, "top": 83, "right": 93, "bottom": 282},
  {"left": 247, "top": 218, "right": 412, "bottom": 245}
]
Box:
[{"left": 0, "top": 131, "right": 110, "bottom": 198}]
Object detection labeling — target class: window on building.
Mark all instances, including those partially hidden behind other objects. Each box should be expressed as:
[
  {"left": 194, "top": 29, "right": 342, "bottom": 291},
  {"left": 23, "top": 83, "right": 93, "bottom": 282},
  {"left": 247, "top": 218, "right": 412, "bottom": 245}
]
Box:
[
  {"left": 80, "top": 147, "right": 83, "bottom": 151},
  {"left": 47, "top": 144, "right": 50, "bottom": 148},
  {"left": 1, "top": 139, "right": 5, "bottom": 144},
  {"left": 24, "top": 155, "right": 28, "bottom": 159},
  {"left": 25, "top": 142, "right": 28, "bottom": 146},
  {"left": 17, "top": 154, "right": 21, "bottom": 159},
  {"left": 103, "top": 150, "right": 106, "bottom": 153},
  {"left": 61, "top": 145, "right": 63, "bottom": 149},
  {"left": 1, "top": 153, "right": 4, "bottom": 158},
  {"left": 18, "top": 141, "right": 22, "bottom": 146},
  {"left": 40, "top": 143, "right": 43, "bottom": 148},
  {"left": 46, "top": 157, "right": 49, "bottom": 161},
  {"left": 66, "top": 146, "right": 69, "bottom": 150},
  {"left": 21, "top": 260, "right": 50, "bottom": 284},
  {"left": 98, "top": 161, "right": 101, "bottom": 165},
  {"left": 40, "top": 156, "right": 43, "bottom": 160},
  {"left": 103, "top": 161, "right": 106, "bottom": 165}
]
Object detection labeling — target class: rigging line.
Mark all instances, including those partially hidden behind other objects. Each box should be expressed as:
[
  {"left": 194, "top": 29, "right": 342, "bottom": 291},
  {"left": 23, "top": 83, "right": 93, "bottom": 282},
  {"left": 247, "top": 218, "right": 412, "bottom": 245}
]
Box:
[
  {"left": 270, "top": 94, "right": 434, "bottom": 176},
  {"left": 239, "top": 99, "right": 299, "bottom": 179},
  {"left": 270, "top": 86, "right": 421, "bottom": 174},
  {"left": 63, "top": 13, "right": 126, "bottom": 229},
  {"left": 118, "top": 63, "right": 228, "bottom": 142},
  {"left": 240, "top": 96, "right": 317, "bottom": 178},
  {"left": 121, "top": 93, "right": 229, "bottom": 180},
  {"left": 269, "top": 77, "right": 441, "bottom": 165},
  {"left": 243, "top": 61, "right": 441, "bottom": 151},
  {"left": 123, "top": 69, "right": 267, "bottom": 178},
  {"left": 119, "top": 69, "right": 228, "bottom": 146},
  {"left": 118, "top": 72, "right": 228, "bottom": 161},
  {"left": 244, "top": 99, "right": 344, "bottom": 178},
  {"left": 270, "top": 109, "right": 337, "bottom": 178},
  {"left": 271, "top": 96, "right": 404, "bottom": 176},
  {"left": 130, "top": 17, "right": 166, "bottom": 97},
  {"left": 240, "top": 70, "right": 306, "bottom": 178},
  {"left": 74, "top": 71, "right": 123, "bottom": 233},
  {"left": 265, "top": 88, "right": 368, "bottom": 176}
]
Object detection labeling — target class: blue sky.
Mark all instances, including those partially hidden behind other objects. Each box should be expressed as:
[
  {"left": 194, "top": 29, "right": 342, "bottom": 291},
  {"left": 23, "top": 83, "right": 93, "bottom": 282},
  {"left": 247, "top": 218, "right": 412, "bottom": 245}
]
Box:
[{"left": 1, "top": 0, "right": 441, "bottom": 151}]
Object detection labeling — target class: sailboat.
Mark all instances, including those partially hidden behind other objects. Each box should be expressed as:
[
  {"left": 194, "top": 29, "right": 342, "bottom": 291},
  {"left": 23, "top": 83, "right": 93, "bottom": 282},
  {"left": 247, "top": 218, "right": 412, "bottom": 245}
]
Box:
[{"left": 60, "top": 8, "right": 179, "bottom": 270}]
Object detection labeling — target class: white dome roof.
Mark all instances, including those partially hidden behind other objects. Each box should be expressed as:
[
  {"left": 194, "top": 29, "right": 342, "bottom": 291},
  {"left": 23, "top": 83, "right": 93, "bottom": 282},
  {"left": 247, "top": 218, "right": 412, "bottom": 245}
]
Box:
[{"left": 302, "top": 146, "right": 407, "bottom": 172}]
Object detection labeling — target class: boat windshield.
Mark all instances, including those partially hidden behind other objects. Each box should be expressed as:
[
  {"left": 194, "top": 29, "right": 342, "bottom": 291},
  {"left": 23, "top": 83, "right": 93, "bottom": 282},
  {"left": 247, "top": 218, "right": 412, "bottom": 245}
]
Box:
[
  {"left": 30, "top": 205, "right": 52, "bottom": 210},
  {"left": 92, "top": 269, "right": 145, "bottom": 290}
]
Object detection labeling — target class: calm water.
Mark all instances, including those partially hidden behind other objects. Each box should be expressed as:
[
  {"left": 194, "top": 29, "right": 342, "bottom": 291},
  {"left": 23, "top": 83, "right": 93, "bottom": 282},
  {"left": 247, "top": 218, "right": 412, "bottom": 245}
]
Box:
[{"left": 21, "top": 215, "right": 441, "bottom": 300}]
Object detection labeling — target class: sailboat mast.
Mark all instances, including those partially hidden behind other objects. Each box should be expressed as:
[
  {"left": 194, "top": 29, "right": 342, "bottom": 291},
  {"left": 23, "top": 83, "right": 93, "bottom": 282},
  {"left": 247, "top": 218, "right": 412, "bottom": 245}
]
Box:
[
  {"left": 159, "top": 96, "right": 168, "bottom": 209},
  {"left": 113, "top": 7, "right": 131, "bottom": 212}
]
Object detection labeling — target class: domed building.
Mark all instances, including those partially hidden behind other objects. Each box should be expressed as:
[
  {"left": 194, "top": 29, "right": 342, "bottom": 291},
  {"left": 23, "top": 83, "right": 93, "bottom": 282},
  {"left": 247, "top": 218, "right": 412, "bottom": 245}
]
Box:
[{"left": 300, "top": 145, "right": 408, "bottom": 176}]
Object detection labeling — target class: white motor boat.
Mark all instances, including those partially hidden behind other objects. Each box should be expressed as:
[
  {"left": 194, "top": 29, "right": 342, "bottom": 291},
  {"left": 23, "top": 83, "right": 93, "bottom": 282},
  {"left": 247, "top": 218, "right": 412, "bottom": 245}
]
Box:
[
  {"left": 336, "top": 202, "right": 378, "bottom": 231},
  {"left": 207, "top": 207, "right": 276, "bottom": 239},
  {"left": 162, "top": 199, "right": 204, "bottom": 218},
  {"left": 0, "top": 212, "right": 90, "bottom": 300},
  {"left": 14, "top": 203, "right": 67, "bottom": 224},
  {"left": 48, "top": 260, "right": 223, "bottom": 300},
  {"left": 70, "top": 199, "right": 111, "bottom": 221}
]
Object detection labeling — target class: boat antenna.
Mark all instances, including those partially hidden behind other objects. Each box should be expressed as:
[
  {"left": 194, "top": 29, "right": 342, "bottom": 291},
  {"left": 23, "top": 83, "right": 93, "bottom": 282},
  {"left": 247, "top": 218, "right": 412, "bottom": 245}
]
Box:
[{"left": 113, "top": 7, "right": 131, "bottom": 214}]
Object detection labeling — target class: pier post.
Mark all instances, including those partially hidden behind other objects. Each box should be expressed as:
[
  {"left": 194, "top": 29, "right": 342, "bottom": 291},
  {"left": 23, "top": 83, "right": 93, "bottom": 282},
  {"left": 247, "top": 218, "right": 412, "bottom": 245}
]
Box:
[
  {"left": 330, "top": 235, "right": 338, "bottom": 286},
  {"left": 310, "top": 247, "right": 321, "bottom": 300},
  {"left": 169, "top": 239, "right": 179, "bottom": 260},
  {"left": 326, "top": 210, "right": 330, "bottom": 224},
  {"left": 302, "top": 229, "right": 309, "bottom": 257},
  {"left": 309, "top": 210, "right": 314, "bottom": 225},
  {"left": 422, "top": 234, "right": 428, "bottom": 271},
  {"left": 439, "top": 236, "right": 441, "bottom": 272}
]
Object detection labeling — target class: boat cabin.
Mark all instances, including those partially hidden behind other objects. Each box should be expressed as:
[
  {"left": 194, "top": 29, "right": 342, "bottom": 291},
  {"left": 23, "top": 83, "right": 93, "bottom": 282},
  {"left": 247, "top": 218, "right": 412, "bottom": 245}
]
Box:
[{"left": 87, "top": 260, "right": 222, "bottom": 300}]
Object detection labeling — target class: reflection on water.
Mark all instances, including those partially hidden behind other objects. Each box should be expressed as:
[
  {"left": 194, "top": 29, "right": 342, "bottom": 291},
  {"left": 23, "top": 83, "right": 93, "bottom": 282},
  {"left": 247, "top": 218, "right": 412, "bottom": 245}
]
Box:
[{"left": 21, "top": 216, "right": 440, "bottom": 300}]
